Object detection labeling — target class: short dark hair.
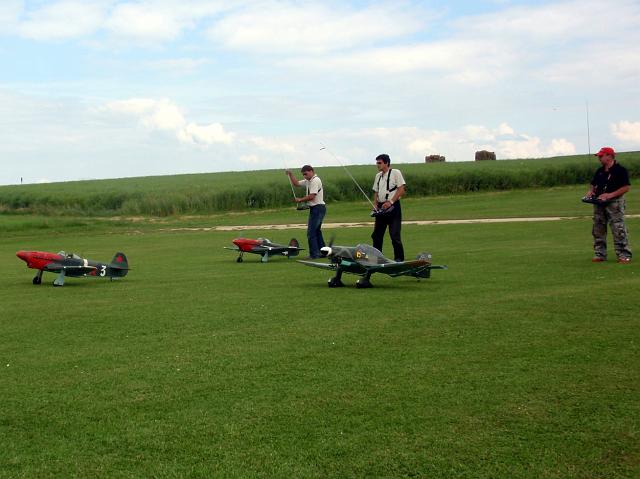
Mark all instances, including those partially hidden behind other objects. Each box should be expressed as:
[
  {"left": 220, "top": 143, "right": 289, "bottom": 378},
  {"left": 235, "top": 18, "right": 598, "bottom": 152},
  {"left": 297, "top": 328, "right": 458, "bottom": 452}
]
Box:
[
  {"left": 301, "top": 165, "right": 314, "bottom": 173},
  {"left": 376, "top": 154, "right": 391, "bottom": 165}
]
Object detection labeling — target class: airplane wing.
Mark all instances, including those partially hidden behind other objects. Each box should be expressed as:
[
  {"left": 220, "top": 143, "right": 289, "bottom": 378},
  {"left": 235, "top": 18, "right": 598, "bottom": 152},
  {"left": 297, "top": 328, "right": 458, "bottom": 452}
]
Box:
[
  {"left": 363, "top": 259, "right": 446, "bottom": 277},
  {"left": 43, "top": 264, "right": 97, "bottom": 273},
  {"left": 264, "top": 245, "right": 302, "bottom": 254},
  {"left": 266, "top": 245, "right": 304, "bottom": 252},
  {"left": 297, "top": 260, "right": 337, "bottom": 271},
  {"left": 224, "top": 246, "right": 240, "bottom": 251}
]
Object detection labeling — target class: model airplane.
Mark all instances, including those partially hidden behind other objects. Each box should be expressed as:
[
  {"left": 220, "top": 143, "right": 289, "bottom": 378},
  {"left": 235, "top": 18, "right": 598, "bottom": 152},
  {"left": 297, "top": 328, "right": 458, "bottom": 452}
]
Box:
[
  {"left": 16, "top": 250, "right": 129, "bottom": 286},
  {"left": 298, "top": 243, "right": 446, "bottom": 288},
  {"left": 225, "top": 237, "right": 304, "bottom": 263}
]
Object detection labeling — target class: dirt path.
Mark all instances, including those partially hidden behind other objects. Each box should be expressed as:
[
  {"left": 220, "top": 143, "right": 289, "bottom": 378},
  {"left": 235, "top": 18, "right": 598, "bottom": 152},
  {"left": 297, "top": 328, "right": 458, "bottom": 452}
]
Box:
[{"left": 160, "top": 214, "right": 640, "bottom": 232}]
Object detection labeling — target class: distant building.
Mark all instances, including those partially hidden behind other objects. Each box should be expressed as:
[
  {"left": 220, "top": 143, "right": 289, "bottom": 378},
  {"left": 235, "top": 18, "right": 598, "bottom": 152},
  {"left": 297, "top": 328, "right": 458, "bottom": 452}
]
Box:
[
  {"left": 475, "top": 150, "right": 496, "bottom": 161},
  {"left": 425, "top": 155, "right": 446, "bottom": 163}
]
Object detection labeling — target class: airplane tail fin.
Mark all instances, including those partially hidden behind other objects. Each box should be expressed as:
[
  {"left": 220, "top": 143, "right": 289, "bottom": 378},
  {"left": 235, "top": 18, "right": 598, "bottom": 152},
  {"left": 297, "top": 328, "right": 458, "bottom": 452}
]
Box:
[
  {"left": 416, "top": 252, "right": 433, "bottom": 265},
  {"left": 109, "top": 252, "right": 129, "bottom": 277},
  {"left": 413, "top": 252, "right": 447, "bottom": 278},
  {"left": 288, "top": 238, "right": 302, "bottom": 257}
]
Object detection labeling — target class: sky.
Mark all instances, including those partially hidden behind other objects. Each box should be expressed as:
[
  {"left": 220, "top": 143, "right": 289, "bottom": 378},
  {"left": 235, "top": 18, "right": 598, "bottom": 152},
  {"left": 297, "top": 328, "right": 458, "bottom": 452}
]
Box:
[{"left": 1, "top": 0, "right": 639, "bottom": 185}]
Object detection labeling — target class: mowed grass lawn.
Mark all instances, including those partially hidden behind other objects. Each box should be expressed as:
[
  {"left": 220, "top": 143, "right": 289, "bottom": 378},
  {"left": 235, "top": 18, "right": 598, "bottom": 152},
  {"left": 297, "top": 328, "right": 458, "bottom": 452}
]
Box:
[{"left": 1, "top": 196, "right": 639, "bottom": 477}]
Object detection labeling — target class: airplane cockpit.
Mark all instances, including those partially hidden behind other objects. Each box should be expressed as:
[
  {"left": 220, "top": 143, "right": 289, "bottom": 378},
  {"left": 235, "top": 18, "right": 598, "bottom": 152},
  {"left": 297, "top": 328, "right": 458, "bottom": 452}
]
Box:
[
  {"left": 354, "top": 244, "right": 393, "bottom": 265},
  {"left": 58, "top": 251, "right": 82, "bottom": 260}
]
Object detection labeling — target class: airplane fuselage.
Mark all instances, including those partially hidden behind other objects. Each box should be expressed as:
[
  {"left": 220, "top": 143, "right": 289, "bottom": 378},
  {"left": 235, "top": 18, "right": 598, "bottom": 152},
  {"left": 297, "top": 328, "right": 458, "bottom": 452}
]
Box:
[
  {"left": 227, "top": 237, "right": 302, "bottom": 263},
  {"left": 16, "top": 250, "right": 129, "bottom": 286},
  {"left": 232, "top": 238, "right": 265, "bottom": 252}
]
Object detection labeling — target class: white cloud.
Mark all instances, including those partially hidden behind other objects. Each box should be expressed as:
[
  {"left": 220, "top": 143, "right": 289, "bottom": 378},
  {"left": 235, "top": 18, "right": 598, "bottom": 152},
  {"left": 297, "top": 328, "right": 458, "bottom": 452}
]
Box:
[
  {"left": 496, "top": 123, "right": 514, "bottom": 136},
  {"left": 462, "top": 125, "right": 500, "bottom": 143},
  {"left": 239, "top": 154, "right": 262, "bottom": 164},
  {"left": 5, "top": 0, "right": 233, "bottom": 42},
  {"left": 481, "top": 135, "right": 576, "bottom": 159},
  {"left": 208, "top": 2, "right": 425, "bottom": 55},
  {"left": 611, "top": 120, "right": 640, "bottom": 144},
  {"left": 144, "top": 57, "right": 211, "bottom": 73},
  {"left": 18, "top": 1, "right": 108, "bottom": 40},
  {"left": 279, "top": 0, "right": 640, "bottom": 86},
  {"left": 379, "top": 124, "right": 575, "bottom": 160},
  {"left": 102, "top": 98, "right": 234, "bottom": 146},
  {"left": 306, "top": 124, "right": 575, "bottom": 163},
  {"left": 0, "top": 1, "right": 22, "bottom": 33},
  {"left": 283, "top": 39, "right": 509, "bottom": 81},
  {"left": 407, "top": 139, "right": 434, "bottom": 154},
  {"left": 105, "top": 2, "right": 184, "bottom": 41},
  {"left": 547, "top": 138, "right": 576, "bottom": 156},
  {"left": 482, "top": 0, "right": 638, "bottom": 43},
  {"left": 178, "top": 122, "right": 234, "bottom": 145},
  {"left": 105, "top": 0, "right": 229, "bottom": 41},
  {"left": 458, "top": 123, "right": 518, "bottom": 144},
  {"left": 249, "top": 136, "right": 295, "bottom": 153}
]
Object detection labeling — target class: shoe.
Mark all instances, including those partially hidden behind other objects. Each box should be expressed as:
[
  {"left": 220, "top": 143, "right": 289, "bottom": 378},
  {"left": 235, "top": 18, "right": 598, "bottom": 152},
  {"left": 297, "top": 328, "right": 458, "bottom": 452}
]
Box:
[
  {"left": 591, "top": 257, "right": 606, "bottom": 262},
  {"left": 617, "top": 257, "right": 631, "bottom": 264}
]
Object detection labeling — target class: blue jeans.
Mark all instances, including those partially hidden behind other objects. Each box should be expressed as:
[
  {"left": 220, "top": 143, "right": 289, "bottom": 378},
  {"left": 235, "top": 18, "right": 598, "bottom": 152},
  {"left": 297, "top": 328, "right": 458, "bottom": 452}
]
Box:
[{"left": 307, "top": 204, "right": 326, "bottom": 258}]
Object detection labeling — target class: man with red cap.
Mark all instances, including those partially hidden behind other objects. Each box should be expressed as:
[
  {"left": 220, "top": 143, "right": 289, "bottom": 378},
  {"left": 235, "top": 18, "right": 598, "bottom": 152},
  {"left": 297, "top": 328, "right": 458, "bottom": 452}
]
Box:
[{"left": 585, "top": 147, "right": 632, "bottom": 263}]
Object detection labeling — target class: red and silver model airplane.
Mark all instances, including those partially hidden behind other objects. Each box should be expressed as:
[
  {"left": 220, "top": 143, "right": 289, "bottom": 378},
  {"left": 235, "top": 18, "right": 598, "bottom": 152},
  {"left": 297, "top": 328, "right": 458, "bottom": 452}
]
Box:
[
  {"left": 225, "top": 237, "right": 303, "bottom": 263},
  {"left": 16, "top": 250, "right": 129, "bottom": 286}
]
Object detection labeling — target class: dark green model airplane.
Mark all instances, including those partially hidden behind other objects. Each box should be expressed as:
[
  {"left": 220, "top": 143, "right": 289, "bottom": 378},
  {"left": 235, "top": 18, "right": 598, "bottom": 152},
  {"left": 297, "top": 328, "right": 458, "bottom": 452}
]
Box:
[{"left": 298, "top": 243, "right": 446, "bottom": 288}]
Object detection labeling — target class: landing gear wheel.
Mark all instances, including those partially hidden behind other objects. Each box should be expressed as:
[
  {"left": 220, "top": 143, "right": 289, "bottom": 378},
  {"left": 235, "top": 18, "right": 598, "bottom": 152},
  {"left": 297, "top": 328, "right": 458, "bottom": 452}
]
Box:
[
  {"left": 356, "top": 278, "right": 373, "bottom": 289},
  {"left": 237, "top": 256, "right": 243, "bottom": 263},
  {"left": 32, "top": 276, "right": 42, "bottom": 285},
  {"left": 328, "top": 277, "right": 345, "bottom": 288}
]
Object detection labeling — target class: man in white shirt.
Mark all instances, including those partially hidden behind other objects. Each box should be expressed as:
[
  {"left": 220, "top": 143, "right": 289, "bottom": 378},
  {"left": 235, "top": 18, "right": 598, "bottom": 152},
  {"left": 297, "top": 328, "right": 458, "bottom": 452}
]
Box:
[
  {"left": 372, "top": 154, "right": 406, "bottom": 261},
  {"left": 286, "top": 165, "right": 326, "bottom": 259}
]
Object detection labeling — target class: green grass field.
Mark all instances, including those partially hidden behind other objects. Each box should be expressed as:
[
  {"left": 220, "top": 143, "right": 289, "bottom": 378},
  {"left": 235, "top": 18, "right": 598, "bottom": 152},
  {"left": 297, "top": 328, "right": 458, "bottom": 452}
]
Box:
[{"left": 1, "top": 188, "right": 639, "bottom": 477}]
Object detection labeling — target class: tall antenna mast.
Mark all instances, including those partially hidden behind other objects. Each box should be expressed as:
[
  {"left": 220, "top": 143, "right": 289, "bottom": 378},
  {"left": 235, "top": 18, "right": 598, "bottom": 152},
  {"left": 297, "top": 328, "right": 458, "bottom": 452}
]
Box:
[{"left": 585, "top": 100, "right": 591, "bottom": 156}]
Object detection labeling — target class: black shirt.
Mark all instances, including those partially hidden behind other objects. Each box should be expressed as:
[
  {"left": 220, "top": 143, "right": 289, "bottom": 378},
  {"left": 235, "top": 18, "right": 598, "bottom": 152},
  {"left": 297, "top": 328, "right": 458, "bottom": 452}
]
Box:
[{"left": 590, "top": 162, "right": 631, "bottom": 195}]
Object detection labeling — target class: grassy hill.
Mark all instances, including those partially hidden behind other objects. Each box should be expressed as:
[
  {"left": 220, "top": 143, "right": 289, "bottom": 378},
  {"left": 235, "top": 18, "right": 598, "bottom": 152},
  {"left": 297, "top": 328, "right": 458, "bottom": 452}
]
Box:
[{"left": 1, "top": 152, "right": 639, "bottom": 216}]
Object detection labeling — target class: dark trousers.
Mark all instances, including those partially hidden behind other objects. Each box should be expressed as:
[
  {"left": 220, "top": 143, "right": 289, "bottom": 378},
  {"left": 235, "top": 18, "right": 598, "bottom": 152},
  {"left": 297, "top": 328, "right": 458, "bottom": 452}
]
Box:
[
  {"left": 371, "top": 201, "right": 404, "bottom": 261},
  {"left": 307, "top": 204, "right": 326, "bottom": 258}
]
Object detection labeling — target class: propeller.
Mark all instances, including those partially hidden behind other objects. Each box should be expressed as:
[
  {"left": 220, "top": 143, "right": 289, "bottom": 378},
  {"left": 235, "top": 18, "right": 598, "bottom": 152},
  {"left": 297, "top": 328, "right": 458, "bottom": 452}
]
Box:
[{"left": 321, "top": 234, "right": 339, "bottom": 262}]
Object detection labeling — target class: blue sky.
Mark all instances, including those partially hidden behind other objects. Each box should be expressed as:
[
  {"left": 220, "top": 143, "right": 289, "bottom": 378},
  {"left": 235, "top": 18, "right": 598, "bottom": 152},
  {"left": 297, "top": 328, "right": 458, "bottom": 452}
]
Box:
[{"left": 1, "top": 0, "right": 639, "bottom": 184}]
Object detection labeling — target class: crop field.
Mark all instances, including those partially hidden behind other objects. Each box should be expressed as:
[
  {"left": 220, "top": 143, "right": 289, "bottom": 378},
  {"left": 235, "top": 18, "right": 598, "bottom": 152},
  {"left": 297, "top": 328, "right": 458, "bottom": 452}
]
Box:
[
  {"left": 1, "top": 185, "right": 639, "bottom": 478},
  {"left": 2, "top": 152, "right": 639, "bottom": 216}
]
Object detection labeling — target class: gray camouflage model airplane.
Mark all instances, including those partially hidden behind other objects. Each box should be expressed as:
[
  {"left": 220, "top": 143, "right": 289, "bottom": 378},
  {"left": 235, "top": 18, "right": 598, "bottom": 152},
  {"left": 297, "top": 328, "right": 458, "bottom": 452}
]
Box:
[{"left": 298, "top": 243, "right": 446, "bottom": 288}]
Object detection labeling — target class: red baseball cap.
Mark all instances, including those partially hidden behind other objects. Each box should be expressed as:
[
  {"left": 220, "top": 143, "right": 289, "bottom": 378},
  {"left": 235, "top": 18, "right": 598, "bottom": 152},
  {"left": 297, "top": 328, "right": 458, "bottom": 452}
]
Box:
[{"left": 595, "top": 147, "right": 615, "bottom": 157}]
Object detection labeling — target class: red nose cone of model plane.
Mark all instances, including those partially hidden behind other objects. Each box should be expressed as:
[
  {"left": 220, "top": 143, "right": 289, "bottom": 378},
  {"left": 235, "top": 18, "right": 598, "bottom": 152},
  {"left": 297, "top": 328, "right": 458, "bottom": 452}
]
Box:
[{"left": 16, "top": 251, "right": 31, "bottom": 263}]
